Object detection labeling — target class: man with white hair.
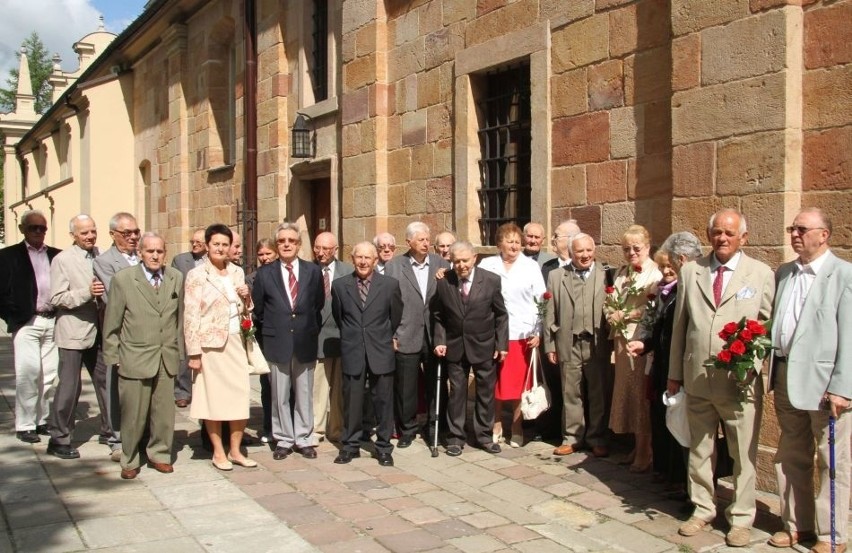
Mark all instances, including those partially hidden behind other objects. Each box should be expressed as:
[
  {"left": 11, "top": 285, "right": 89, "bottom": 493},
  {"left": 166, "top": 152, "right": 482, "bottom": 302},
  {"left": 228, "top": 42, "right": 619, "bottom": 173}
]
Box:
[
  {"left": 0, "top": 210, "right": 61, "bottom": 444},
  {"left": 47, "top": 214, "right": 109, "bottom": 459},
  {"left": 523, "top": 222, "right": 555, "bottom": 267},
  {"left": 373, "top": 232, "right": 396, "bottom": 275},
  {"left": 541, "top": 220, "right": 581, "bottom": 282}
]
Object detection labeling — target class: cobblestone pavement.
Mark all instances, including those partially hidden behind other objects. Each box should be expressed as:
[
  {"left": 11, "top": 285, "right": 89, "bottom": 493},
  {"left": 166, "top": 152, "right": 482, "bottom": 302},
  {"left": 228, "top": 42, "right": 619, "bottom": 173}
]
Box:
[{"left": 0, "top": 333, "right": 827, "bottom": 553}]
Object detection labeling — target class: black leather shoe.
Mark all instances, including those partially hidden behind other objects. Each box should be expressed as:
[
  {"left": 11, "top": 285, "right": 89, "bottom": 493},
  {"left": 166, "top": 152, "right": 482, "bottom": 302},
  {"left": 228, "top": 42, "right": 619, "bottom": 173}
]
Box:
[
  {"left": 396, "top": 437, "right": 412, "bottom": 448},
  {"left": 46, "top": 443, "right": 80, "bottom": 459},
  {"left": 17, "top": 430, "right": 40, "bottom": 443},
  {"left": 35, "top": 424, "right": 49, "bottom": 436},
  {"left": 334, "top": 450, "right": 360, "bottom": 464},
  {"left": 272, "top": 446, "right": 293, "bottom": 460},
  {"left": 445, "top": 445, "right": 463, "bottom": 457},
  {"left": 480, "top": 442, "right": 501, "bottom": 454},
  {"left": 375, "top": 452, "right": 394, "bottom": 466},
  {"left": 295, "top": 446, "right": 317, "bottom": 459},
  {"left": 98, "top": 435, "right": 111, "bottom": 445}
]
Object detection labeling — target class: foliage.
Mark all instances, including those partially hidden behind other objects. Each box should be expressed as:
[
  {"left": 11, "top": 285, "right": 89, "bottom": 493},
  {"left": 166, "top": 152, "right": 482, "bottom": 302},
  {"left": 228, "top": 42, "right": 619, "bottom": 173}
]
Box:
[{"left": 0, "top": 32, "right": 54, "bottom": 115}]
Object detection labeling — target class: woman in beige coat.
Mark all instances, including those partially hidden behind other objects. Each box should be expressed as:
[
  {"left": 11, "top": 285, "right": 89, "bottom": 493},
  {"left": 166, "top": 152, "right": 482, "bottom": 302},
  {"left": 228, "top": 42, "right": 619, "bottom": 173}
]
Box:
[{"left": 184, "top": 224, "right": 256, "bottom": 470}]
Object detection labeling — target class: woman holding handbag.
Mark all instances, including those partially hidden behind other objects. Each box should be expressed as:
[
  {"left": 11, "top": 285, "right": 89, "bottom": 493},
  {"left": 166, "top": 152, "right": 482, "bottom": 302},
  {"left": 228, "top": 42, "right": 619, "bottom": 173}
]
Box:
[
  {"left": 184, "top": 224, "right": 257, "bottom": 470},
  {"left": 479, "top": 223, "right": 547, "bottom": 447}
]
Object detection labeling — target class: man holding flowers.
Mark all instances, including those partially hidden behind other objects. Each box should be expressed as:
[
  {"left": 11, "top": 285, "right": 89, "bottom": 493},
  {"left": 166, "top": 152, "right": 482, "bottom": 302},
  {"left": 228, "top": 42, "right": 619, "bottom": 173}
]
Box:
[
  {"left": 668, "top": 209, "right": 775, "bottom": 547},
  {"left": 768, "top": 208, "right": 851, "bottom": 553}
]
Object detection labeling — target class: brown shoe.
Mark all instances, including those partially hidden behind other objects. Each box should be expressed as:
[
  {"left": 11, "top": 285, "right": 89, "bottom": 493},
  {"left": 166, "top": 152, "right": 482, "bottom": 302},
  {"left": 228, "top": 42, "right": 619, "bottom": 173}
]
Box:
[
  {"left": 553, "top": 443, "right": 580, "bottom": 456},
  {"left": 120, "top": 467, "right": 140, "bottom": 480},
  {"left": 678, "top": 517, "right": 710, "bottom": 537},
  {"left": 769, "top": 530, "right": 816, "bottom": 548},
  {"left": 811, "top": 541, "right": 847, "bottom": 553},
  {"left": 726, "top": 526, "right": 751, "bottom": 547},
  {"left": 175, "top": 399, "right": 189, "bottom": 408},
  {"left": 147, "top": 461, "right": 174, "bottom": 474},
  {"left": 591, "top": 446, "right": 609, "bottom": 458}
]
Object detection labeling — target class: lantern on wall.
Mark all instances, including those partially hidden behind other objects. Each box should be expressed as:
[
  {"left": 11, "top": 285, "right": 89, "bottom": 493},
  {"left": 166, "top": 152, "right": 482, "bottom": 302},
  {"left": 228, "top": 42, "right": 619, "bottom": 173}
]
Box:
[{"left": 291, "top": 113, "right": 314, "bottom": 158}]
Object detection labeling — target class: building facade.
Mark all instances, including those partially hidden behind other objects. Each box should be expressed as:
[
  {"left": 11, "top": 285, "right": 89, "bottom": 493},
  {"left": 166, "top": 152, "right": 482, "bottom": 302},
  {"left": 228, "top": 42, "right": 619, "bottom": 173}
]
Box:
[{"left": 1, "top": 0, "right": 850, "bottom": 491}]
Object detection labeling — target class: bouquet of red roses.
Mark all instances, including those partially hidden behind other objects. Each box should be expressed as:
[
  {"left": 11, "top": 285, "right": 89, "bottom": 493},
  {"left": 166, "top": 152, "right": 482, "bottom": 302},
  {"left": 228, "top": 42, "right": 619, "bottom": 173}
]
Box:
[
  {"left": 240, "top": 316, "right": 256, "bottom": 340},
  {"left": 604, "top": 264, "right": 646, "bottom": 339},
  {"left": 705, "top": 317, "right": 772, "bottom": 387}
]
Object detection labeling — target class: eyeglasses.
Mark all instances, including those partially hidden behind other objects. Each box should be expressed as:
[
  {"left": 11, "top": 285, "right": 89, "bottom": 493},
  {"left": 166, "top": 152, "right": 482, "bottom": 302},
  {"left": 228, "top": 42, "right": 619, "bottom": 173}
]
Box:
[
  {"left": 25, "top": 225, "right": 48, "bottom": 233},
  {"left": 113, "top": 229, "right": 141, "bottom": 239},
  {"left": 377, "top": 244, "right": 395, "bottom": 250},
  {"left": 313, "top": 246, "right": 335, "bottom": 252},
  {"left": 277, "top": 237, "right": 299, "bottom": 245},
  {"left": 621, "top": 245, "right": 645, "bottom": 253},
  {"left": 785, "top": 226, "right": 825, "bottom": 235}
]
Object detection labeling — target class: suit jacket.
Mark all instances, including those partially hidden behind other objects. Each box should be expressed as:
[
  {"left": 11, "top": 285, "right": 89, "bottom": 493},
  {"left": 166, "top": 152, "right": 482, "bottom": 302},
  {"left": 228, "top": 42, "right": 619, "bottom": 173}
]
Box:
[
  {"left": 183, "top": 260, "right": 249, "bottom": 356},
  {"left": 528, "top": 250, "right": 556, "bottom": 268},
  {"left": 94, "top": 245, "right": 133, "bottom": 304},
  {"left": 332, "top": 272, "right": 403, "bottom": 376},
  {"left": 385, "top": 252, "right": 449, "bottom": 354},
  {"left": 431, "top": 268, "right": 508, "bottom": 365},
  {"left": 769, "top": 251, "right": 852, "bottom": 410},
  {"left": 0, "top": 241, "right": 61, "bottom": 333},
  {"left": 541, "top": 256, "right": 569, "bottom": 283},
  {"left": 668, "top": 253, "right": 775, "bottom": 401},
  {"left": 50, "top": 244, "right": 101, "bottom": 349},
  {"left": 317, "top": 259, "right": 355, "bottom": 358},
  {"left": 251, "top": 258, "right": 324, "bottom": 365},
  {"left": 171, "top": 251, "right": 204, "bottom": 277},
  {"left": 543, "top": 263, "right": 610, "bottom": 363},
  {"left": 102, "top": 265, "right": 184, "bottom": 378}
]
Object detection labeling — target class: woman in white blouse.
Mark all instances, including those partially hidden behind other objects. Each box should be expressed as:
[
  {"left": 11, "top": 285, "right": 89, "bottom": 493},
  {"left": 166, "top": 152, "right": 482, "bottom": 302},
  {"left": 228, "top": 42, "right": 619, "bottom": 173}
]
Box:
[{"left": 479, "top": 223, "right": 546, "bottom": 447}]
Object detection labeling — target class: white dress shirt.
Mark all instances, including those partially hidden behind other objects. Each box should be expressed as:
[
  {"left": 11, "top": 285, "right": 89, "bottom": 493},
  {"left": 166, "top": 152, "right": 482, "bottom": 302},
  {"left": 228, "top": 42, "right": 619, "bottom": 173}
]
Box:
[
  {"left": 709, "top": 250, "right": 742, "bottom": 296},
  {"left": 779, "top": 250, "right": 829, "bottom": 357},
  {"left": 279, "top": 258, "right": 301, "bottom": 306}
]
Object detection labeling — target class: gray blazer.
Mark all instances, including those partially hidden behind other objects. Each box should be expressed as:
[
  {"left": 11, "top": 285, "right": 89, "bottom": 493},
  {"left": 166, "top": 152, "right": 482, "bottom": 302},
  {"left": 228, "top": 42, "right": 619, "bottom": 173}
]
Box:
[
  {"left": 317, "top": 259, "right": 354, "bottom": 358},
  {"left": 770, "top": 251, "right": 852, "bottom": 410},
  {"left": 94, "top": 245, "right": 132, "bottom": 304},
  {"left": 50, "top": 244, "right": 101, "bottom": 349},
  {"left": 385, "top": 252, "right": 449, "bottom": 354},
  {"left": 171, "top": 251, "right": 204, "bottom": 277}
]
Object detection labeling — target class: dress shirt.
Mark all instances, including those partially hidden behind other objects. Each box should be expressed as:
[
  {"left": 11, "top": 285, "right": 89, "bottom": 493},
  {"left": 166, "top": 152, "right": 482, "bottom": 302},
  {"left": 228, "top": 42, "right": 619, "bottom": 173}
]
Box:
[
  {"left": 558, "top": 257, "right": 571, "bottom": 268},
  {"left": 461, "top": 268, "right": 475, "bottom": 295},
  {"left": 142, "top": 265, "right": 162, "bottom": 287},
  {"left": 122, "top": 250, "right": 139, "bottom": 266},
  {"left": 376, "top": 263, "right": 386, "bottom": 275},
  {"left": 778, "top": 250, "right": 829, "bottom": 357},
  {"left": 325, "top": 259, "right": 337, "bottom": 279},
  {"left": 410, "top": 256, "right": 430, "bottom": 303},
  {"left": 279, "top": 258, "right": 300, "bottom": 306},
  {"left": 569, "top": 261, "right": 594, "bottom": 281},
  {"left": 26, "top": 241, "right": 52, "bottom": 311},
  {"left": 479, "top": 253, "right": 545, "bottom": 339},
  {"left": 709, "top": 251, "right": 742, "bottom": 296}
]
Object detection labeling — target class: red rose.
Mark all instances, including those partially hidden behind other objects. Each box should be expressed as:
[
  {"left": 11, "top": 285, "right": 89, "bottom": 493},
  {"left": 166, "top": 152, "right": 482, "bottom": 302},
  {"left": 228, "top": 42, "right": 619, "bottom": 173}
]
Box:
[
  {"left": 606, "top": 286, "right": 616, "bottom": 294},
  {"left": 240, "top": 319, "right": 252, "bottom": 331},
  {"left": 739, "top": 328, "right": 753, "bottom": 342},
  {"left": 729, "top": 339, "right": 746, "bottom": 356},
  {"left": 746, "top": 319, "right": 766, "bottom": 335},
  {"left": 633, "top": 265, "right": 643, "bottom": 273},
  {"left": 542, "top": 291, "right": 553, "bottom": 300},
  {"left": 647, "top": 293, "right": 657, "bottom": 301},
  {"left": 717, "top": 350, "right": 732, "bottom": 363},
  {"left": 719, "top": 321, "right": 739, "bottom": 340}
]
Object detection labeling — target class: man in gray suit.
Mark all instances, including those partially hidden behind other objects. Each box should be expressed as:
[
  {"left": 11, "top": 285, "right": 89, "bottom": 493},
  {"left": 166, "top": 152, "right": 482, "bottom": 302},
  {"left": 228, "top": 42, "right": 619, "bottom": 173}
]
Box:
[
  {"left": 47, "top": 214, "right": 108, "bottom": 459},
  {"left": 93, "top": 211, "right": 141, "bottom": 460},
  {"left": 103, "top": 233, "right": 184, "bottom": 479},
  {"left": 768, "top": 208, "right": 851, "bottom": 553},
  {"left": 312, "top": 232, "right": 353, "bottom": 444},
  {"left": 385, "top": 222, "right": 449, "bottom": 447},
  {"left": 170, "top": 228, "right": 206, "bottom": 407}
]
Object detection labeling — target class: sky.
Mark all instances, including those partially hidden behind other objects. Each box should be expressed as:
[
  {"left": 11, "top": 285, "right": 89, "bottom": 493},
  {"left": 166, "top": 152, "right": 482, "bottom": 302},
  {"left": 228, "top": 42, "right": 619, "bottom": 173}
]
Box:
[{"left": 0, "top": 0, "right": 148, "bottom": 87}]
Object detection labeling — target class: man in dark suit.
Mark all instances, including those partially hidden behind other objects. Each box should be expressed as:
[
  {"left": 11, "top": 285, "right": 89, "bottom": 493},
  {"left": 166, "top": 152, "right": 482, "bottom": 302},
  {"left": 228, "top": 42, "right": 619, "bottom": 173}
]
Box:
[
  {"left": 102, "top": 232, "right": 184, "bottom": 479},
  {"left": 0, "top": 210, "right": 61, "bottom": 443},
  {"left": 431, "top": 241, "right": 507, "bottom": 456},
  {"left": 93, "top": 211, "right": 141, "bottom": 461},
  {"left": 170, "top": 228, "right": 206, "bottom": 407},
  {"left": 332, "top": 241, "right": 402, "bottom": 466},
  {"left": 385, "top": 222, "right": 449, "bottom": 447},
  {"left": 312, "top": 231, "right": 354, "bottom": 444},
  {"left": 252, "top": 222, "right": 324, "bottom": 461}
]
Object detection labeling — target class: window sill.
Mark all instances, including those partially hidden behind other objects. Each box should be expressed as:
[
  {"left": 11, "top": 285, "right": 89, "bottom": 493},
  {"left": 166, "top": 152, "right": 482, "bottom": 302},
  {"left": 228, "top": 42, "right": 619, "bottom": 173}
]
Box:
[
  {"left": 299, "top": 96, "right": 338, "bottom": 120},
  {"left": 208, "top": 164, "right": 235, "bottom": 175}
]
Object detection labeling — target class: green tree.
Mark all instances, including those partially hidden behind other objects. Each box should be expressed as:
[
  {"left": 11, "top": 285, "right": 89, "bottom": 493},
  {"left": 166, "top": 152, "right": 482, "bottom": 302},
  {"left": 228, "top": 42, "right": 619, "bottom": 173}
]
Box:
[{"left": 0, "top": 32, "right": 54, "bottom": 115}]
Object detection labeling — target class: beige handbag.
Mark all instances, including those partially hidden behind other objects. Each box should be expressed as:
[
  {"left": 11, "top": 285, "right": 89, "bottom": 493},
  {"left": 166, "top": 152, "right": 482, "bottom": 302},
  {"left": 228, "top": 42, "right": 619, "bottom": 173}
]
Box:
[
  {"left": 244, "top": 334, "right": 270, "bottom": 375},
  {"left": 521, "top": 348, "right": 551, "bottom": 420}
]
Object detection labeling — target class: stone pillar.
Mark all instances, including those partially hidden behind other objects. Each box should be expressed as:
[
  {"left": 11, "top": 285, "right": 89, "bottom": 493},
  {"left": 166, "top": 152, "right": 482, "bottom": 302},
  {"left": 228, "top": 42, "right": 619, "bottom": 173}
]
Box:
[{"left": 162, "top": 24, "right": 190, "bottom": 250}]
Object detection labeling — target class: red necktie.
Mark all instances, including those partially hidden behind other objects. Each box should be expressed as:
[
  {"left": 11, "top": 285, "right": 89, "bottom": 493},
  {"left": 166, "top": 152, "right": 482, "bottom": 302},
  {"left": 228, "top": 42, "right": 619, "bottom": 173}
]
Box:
[
  {"left": 713, "top": 266, "right": 726, "bottom": 307},
  {"left": 286, "top": 263, "right": 298, "bottom": 305},
  {"left": 323, "top": 267, "right": 331, "bottom": 298}
]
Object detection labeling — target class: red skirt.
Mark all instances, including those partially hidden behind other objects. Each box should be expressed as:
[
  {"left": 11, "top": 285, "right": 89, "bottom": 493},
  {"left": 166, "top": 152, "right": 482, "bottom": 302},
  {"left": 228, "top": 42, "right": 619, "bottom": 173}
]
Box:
[{"left": 495, "top": 339, "right": 530, "bottom": 401}]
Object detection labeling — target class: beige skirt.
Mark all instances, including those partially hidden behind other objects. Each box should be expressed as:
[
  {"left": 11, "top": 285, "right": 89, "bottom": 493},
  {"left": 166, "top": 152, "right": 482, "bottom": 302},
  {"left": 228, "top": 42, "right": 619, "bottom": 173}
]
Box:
[{"left": 190, "top": 333, "right": 250, "bottom": 421}]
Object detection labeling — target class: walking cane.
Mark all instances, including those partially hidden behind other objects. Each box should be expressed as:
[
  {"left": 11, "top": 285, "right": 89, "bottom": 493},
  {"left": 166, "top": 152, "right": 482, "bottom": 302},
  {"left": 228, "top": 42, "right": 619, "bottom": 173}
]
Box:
[
  {"left": 829, "top": 413, "right": 836, "bottom": 553},
  {"left": 430, "top": 360, "right": 442, "bottom": 458}
]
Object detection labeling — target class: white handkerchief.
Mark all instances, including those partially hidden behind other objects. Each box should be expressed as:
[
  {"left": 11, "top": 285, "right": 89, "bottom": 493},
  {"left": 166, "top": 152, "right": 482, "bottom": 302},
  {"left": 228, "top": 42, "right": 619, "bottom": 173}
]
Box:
[{"left": 736, "top": 286, "right": 756, "bottom": 300}]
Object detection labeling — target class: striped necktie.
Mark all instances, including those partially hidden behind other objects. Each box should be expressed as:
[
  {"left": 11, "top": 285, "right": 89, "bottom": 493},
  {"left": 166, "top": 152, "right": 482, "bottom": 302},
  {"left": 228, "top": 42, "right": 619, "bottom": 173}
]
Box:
[{"left": 286, "top": 263, "right": 298, "bottom": 305}]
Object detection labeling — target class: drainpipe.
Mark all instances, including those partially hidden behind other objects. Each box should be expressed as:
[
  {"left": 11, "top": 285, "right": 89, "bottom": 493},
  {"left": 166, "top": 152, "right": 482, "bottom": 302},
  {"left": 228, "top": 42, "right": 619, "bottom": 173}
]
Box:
[{"left": 244, "top": 0, "right": 258, "bottom": 270}]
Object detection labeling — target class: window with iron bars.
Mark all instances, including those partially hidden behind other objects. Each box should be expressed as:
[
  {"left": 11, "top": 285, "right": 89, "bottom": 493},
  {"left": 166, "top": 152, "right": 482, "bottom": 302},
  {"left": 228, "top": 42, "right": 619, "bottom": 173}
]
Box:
[
  {"left": 311, "top": 0, "right": 329, "bottom": 103},
  {"left": 476, "top": 64, "right": 532, "bottom": 246}
]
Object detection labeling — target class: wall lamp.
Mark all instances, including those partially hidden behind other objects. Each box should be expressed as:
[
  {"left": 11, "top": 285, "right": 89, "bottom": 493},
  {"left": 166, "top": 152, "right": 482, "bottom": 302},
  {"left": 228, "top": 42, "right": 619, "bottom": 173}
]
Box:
[{"left": 291, "top": 112, "right": 315, "bottom": 158}]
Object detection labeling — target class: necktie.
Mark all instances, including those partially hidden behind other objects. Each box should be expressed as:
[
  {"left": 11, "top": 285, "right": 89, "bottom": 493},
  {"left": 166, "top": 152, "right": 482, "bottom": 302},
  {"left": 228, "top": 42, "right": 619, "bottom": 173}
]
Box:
[
  {"left": 286, "top": 263, "right": 298, "bottom": 305},
  {"left": 323, "top": 266, "right": 331, "bottom": 298},
  {"left": 713, "top": 265, "right": 726, "bottom": 307},
  {"left": 358, "top": 278, "right": 370, "bottom": 307},
  {"left": 152, "top": 272, "right": 161, "bottom": 292},
  {"left": 460, "top": 278, "right": 470, "bottom": 304}
]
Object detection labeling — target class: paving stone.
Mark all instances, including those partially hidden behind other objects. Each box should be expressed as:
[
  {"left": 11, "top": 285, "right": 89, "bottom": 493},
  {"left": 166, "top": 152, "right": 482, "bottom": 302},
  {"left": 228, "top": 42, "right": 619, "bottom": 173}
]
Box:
[
  {"left": 513, "top": 537, "right": 584, "bottom": 553},
  {"left": 565, "top": 489, "right": 625, "bottom": 511},
  {"left": 349, "top": 478, "right": 392, "bottom": 492},
  {"left": 318, "top": 536, "right": 390, "bottom": 552},
  {"left": 481, "top": 478, "right": 552, "bottom": 508},
  {"left": 376, "top": 528, "right": 446, "bottom": 553},
  {"left": 543, "top": 481, "right": 587, "bottom": 497},
  {"left": 437, "top": 502, "right": 483, "bottom": 517},
  {"left": 276, "top": 504, "right": 338, "bottom": 526},
  {"left": 599, "top": 502, "right": 659, "bottom": 524},
  {"left": 496, "top": 464, "right": 541, "bottom": 479},
  {"left": 632, "top": 513, "right": 683, "bottom": 538},
  {"left": 0, "top": 532, "right": 12, "bottom": 553},
  {"left": 527, "top": 523, "right": 611, "bottom": 551},
  {"left": 77, "top": 511, "right": 186, "bottom": 548},
  {"left": 295, "top": 478, "right": 351, "bottom": 495},
  {"left": 314, "top": 490, "right": 367, "bottom": 507},
  {"left": 459, "top": 512, "right": 511, "bottom": 529},
  {"left": 364, "top": 486, "right": 407, "bottom": 500},
  {"left": 90, "top": 536, "right": 206, "bottom": 553},
  {"left": 413, "top": 490, "right": 463, "bottom": 508},
  {"left": 0, "top": 479, "right": 58, "bottom": 504},
  {"left": 332, "top": 468, "right": 376, "bottom": 483},
  {"left": 12, "top": 522, "right": 86, "bottom": 553},
  {"left": 241, "top": 480, "right": 298, "bottom": 498},
  {"left": 474, "top": 457, "right": 517, "bottom": 470},
  {"left": 150, "top": 478, "right": 248, "bottom": 509},
  {"left": 224, "top": 467, "right": 280, "bottom": 486},
  {"left": 63, "top": 487, "right": 164, "bottom": 520},
  {"left": 326, "top": 500, "right": 391, "bottom": 521},
  {"left": 0, "top": 460, "right": 48, "bottom": 485},
  {"left": 293, "top": 520, "right": 361, "bottom": 545},
  {"left": 421, "top": 518, "right": 481, "bottom": 540},
  {"left": 530, "top": 499, "right": 601, "bottom": 528},
  {"left": 378, "top": 473, "right": 420, "bottom": 485},
  {"left": 583, "top": 519, "right": 673, "bottom": 553},
  {"left": 485, "top": 523, "right": 541, "bottom": 544},
  {"left": 470, "top": 498, "right": 548, "bottom": 525},
  {"left": 380, "top": 496, "right": 426, "bottom": 511},
  {"left": 395, "top": 480, "right": 441, "bottom": 494},
  {"left": 447, "top": 534, "right": 505, "bottom": 553},
  {"left": 171, "top": 498, "right": 278, "bottom": 535},
  {"left": 398, "top": 506, "right": 448, "bottom": 525},
  {"left": 197, "top": 524, "right": 315, "bottom": 552},
  {"left": 440, "top": 463, "right": 503, "bottom": 488},
  {"left": 355, "top": 514, "right": 418, "bottom": 537},
  {"left": 4, "top": 498, "right": 70, "bottom": 529},
  {"left": 254, "top": 491, "right": 316, "bottom": 513}
]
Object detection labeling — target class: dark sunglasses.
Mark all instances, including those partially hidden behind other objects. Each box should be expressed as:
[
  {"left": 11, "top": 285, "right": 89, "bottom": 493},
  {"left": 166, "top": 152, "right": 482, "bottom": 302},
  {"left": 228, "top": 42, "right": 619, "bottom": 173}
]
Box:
[{"left": 26, "top": 225, "right": 48, "bottom": 233}]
